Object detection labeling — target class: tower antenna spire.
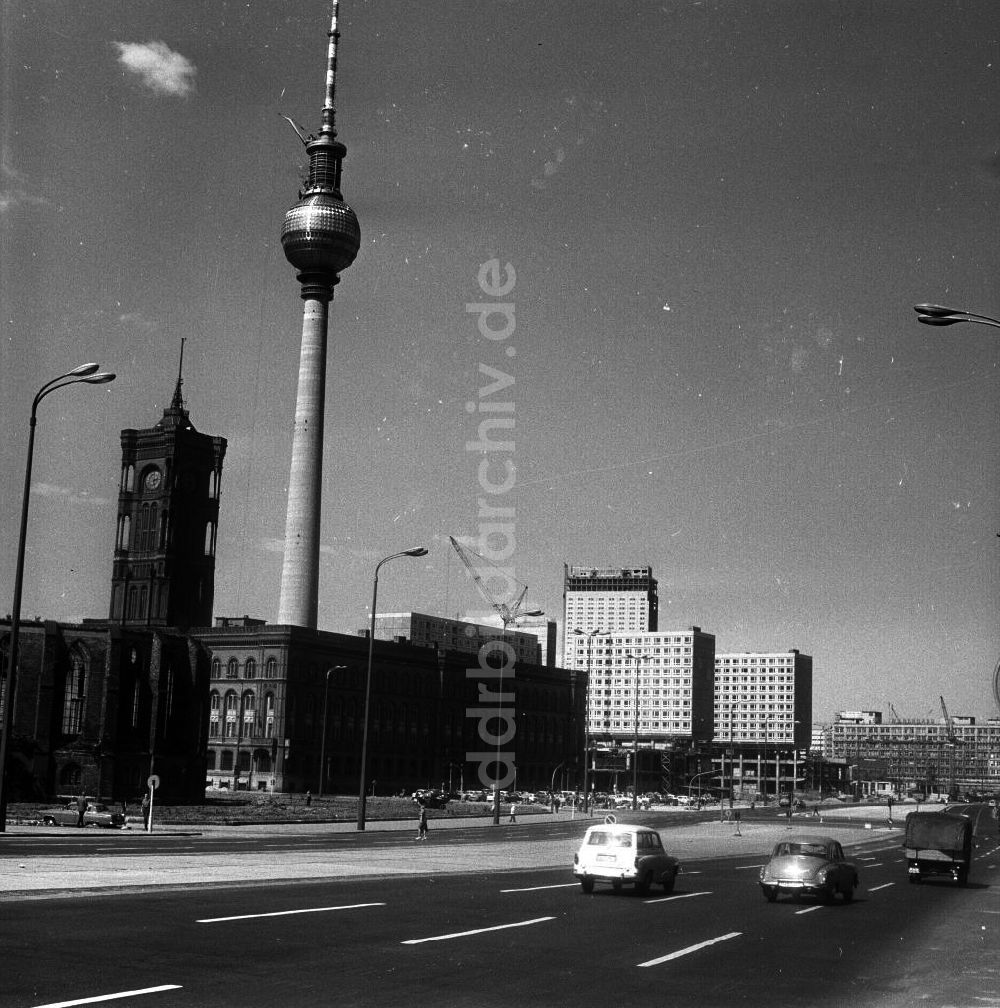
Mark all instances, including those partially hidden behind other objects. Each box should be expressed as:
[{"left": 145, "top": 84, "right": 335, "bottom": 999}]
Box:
[
  {"left": 321, "top": 0, "right": 341, "bottom": 137},
  {"left": 171, "top": 337, "right": 186, "bottom": 410}
]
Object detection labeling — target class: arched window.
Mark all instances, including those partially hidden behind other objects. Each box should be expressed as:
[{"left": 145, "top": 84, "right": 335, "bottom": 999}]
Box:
[
  {"left": 264, "top": 693, "right": 275, "bottom": 738},
  {"left": 242, "top": 691, "right": 256, "bottom": 737},
  {"left": 209, "top": 690, "right": 220, "bottom": 737},
  {"left": 244, "top": 658, "right": 257, "bottom": 680},
  {"left": 62, "top": 650, "right": 88, "bottom": 735},
  {"left": 227, "top": 658, "right": 239, "bottom": 679},
  {"left": 265, "top": 656, "right": 277, "bottom": 678},
  {"left": 211, "top": 657, "right": 221, "bottom": 679},
  {"left": 206, "top": 751, "right": 217, "bottom": 770},
  {"left": 224, "top": 691, "right": 238, "bottom": 738},
  {"left": 220, "top": 750, "right": 233, "bottom": 771}
]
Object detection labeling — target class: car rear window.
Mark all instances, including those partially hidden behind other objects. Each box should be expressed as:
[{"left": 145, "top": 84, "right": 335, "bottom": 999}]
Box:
[
  {"left": 587, "top": 830, "right": 633, "bottom": 848},
  {"left": 775, "top": 842, "right": 829, "bottom": 857}
]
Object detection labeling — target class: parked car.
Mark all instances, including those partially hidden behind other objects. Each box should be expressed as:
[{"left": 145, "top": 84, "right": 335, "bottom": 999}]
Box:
[
  {"left": 759, "top": 835, "right": 858, "bottom": 903},
  {"left": 573, "top": 823, "right": 681, "bottom": 895},
  {"left": 39, "top": 801, "right": 125, "bottom": 829},
  {"left": 412, "top": 789, "right": 450, "bottom": 809}
]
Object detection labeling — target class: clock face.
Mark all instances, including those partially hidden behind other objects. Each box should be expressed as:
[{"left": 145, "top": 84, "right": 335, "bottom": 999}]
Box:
[{"left": 144, "top": 469, "right": 162, "bottom": 491}]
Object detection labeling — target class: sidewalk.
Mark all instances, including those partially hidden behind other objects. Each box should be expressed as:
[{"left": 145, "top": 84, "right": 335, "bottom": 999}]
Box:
[{"left": 0, "top": 804, "right": 901, "bottom": 901}]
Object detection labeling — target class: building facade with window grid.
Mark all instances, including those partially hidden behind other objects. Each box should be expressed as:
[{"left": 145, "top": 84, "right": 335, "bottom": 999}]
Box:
[
  {"left": 562, "top": 565, "right": 658, "bottom": 668},
  {"left": 713, "top": 650, "right": 813, "bottom": 750},
  {"left": 198, "top": 618, "right": 584, "bottom": 796},
  {"left": 367, "top": 612, "right": 542, "bottom": 666},
  {"left": 570, "top": 627, "right": 716, "bottom": 747},
  {"left": 822, "top": 710, "right": 1000, "bottom": 796}
]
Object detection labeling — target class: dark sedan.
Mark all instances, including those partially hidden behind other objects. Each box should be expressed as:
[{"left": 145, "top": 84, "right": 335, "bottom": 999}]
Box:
[{"left": 39, "top": 801, "right": 126, "bottom": 828}]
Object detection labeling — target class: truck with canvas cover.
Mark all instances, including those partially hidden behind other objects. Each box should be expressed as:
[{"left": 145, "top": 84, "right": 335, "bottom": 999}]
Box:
[{"left": 903, "top": 811, "right": 972, "bottom": 885}]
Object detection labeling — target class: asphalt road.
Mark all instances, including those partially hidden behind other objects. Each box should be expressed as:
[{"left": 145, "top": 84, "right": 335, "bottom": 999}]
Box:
[{"left": 2, "top": 808, "right": 998, "bottom": 1008}]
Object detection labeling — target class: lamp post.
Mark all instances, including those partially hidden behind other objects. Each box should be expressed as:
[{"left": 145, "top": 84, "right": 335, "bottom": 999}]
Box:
[
  {"left": 318, "top": 665, "right": 346, "bottom": 798},
  {"left": 0, "top": 363, "right": 116, "bottom": 833},
  {"left": 631, "top": 653, "right": 649, "bottom": 811},
  {"left": 727, "top": 702, "right": 739, "bottom": 808},
  {"left": 913, "top": 304, "right": 1000, "bottom": 330},
  {"left": 357, "top": 546, "right": 428, "bottom": 831},
  {"left": 491, "top": 608, "right": 542, "bottom": 826},
  {"left": 572, "top": 627, "right": 606, "bottom": 815}
]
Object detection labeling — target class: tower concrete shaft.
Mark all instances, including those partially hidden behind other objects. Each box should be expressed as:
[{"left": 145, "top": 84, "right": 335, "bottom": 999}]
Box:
[
  {"left": 276, "top": 0, "right": 360, "bottom": 627},
  {"left": 277, "top": 294, "right": 330, "bottom": 627}
]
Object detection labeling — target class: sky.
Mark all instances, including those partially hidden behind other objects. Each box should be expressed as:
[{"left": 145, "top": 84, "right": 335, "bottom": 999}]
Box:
[{"left": 1, "top": 0, "right": 997, "bottom": 723}]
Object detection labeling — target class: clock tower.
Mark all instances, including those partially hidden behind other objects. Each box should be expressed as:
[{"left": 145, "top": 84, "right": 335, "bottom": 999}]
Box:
[{"left": 109, "top": 347, "right": 227, "bottom": 630}]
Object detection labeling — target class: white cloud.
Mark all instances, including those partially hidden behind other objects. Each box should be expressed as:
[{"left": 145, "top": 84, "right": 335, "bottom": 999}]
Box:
[
  {"left": 114, "top": 41, "right": 196, "bottom": 97},
  {"left": 32, "top": 483, "right": 112, "bottom": 507},
  {"left": 118, "top": 311, "right": 159, "bottom": 335},
  {"left": 0, "top": 162, "right": 51, "bottom": 213}
]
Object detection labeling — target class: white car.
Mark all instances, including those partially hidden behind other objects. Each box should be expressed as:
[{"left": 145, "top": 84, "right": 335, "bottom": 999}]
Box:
[{"left": 573, "top": 822, "right": 680, "bottom": 895}]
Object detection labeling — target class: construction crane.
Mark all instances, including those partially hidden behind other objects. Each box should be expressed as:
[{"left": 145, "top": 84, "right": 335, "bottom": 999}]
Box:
[
  {"left": 888, "top": 703, "right": 901, "bottom": 724},
  {"left": 939, "top": 695, "right": 962, "bottom": 798},
  {"left": 939, "top": 695, "right": 961, "bottom": 745},
  {"left": 448, "top": 536, "right": 544, "bottom": 630}
]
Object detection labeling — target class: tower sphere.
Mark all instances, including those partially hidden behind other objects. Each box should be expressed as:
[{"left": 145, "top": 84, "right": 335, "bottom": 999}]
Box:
[{"left": 281, "top": 193, "right": 361, "bottom": 277}]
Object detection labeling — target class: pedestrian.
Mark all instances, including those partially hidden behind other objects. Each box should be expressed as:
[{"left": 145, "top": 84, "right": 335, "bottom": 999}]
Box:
[
  {"left": 305, "top": 790, "right": 312, "bottom": 807},
  {"left": 120, "top": 798, "right": 128, "bottom": 829},
  {"left": 509, "top": 802, "right": 518, "bottom": 823},
  {"left": 554, "top": 795, "right": 561, "bottom": 813},
  {"left": 887, "top": 795, "right": 894, "bottom": 825},
  {"left": 76, "top": 793, "right": 88, "bottom": 828},
  {"left": 416, "top": 803, "right": 429, "bottom": 840},
  {"left": 141, "top": 791, "right": 150, "bottom": 830}
]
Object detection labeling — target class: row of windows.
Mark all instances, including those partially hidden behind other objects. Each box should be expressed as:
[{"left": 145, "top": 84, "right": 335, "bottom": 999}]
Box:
[{"left": 212, "top": 657, "right": 279, "bottom": 679}]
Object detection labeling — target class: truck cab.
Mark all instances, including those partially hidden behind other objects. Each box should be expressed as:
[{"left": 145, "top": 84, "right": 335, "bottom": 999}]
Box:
[{"left": 903, "top": 811, "right": 972, "bottom": 885}]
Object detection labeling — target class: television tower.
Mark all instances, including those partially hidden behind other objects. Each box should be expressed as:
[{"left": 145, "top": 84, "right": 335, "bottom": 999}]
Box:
[{"left": 277, "top": 1, "right": 361, "bottom": 627}]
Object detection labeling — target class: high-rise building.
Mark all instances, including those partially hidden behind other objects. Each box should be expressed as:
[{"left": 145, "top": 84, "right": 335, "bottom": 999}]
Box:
[
  {"left": 711, "top": 650, "right": 812, "bottom": 801},
  {"left": 580, "top": 627, "right": 716, "bottom": 747},
  {"left": 276, "top": 0, "right": 361, "bottom": 628},
  {"left": 367, "top": 612, "right": 543, "bottom": 665},
  {"left": 562, "top": 565, "right": 658, "bottom": 666},
  {"left": 108, "top": 351, "right": 226, "bottom": 630},
  {"left": 713, "top": 650, "right": 813, "bottom": 750}
]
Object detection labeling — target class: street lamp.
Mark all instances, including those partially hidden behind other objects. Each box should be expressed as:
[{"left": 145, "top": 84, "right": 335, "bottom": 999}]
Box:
[
  {"left": 318, "top": 665, "right": 347, "bottom": 798},
  {"left": 913, "top": 304, "right": 1000, "bottom": 330},
  {"left": 357, "top": 546, "right": 428, "bottom": 831},
  {"left": 631, "top": 653, "right": 649, "bottom": 811},
  {"left": 0, "top": 363, "right": 116, "bottom": 833},
  {"left": 572, "top": 627, "right": 607, "bottom": 815},
  {"left": 492, "top": 607, "right": 543, "bottom": 826}
]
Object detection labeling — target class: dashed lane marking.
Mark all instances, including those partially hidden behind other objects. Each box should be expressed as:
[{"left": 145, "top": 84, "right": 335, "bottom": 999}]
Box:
[
  {"left": 501, "top": 883, "right": 578, "bottom": 893},
  {"left": 794, "top": 904, "right": 824, "bottom": 915},
  {"left": 401, "top": 916, "right": 555, "bottom": 944},
  {"left": 644, "top": 890, "right": 712, "bottom": 905},
  {"left": 197, "top": 902, "right": 384, "bottom": 923},
  {"left": 868, "top": 883, "right": 895, "bottom": 892},
  {"left": 637, "top": 931, "right": 742, "bottom": 967},
  {"left": 31, "top": 985, "right": 182, "bottom": 1007}
]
